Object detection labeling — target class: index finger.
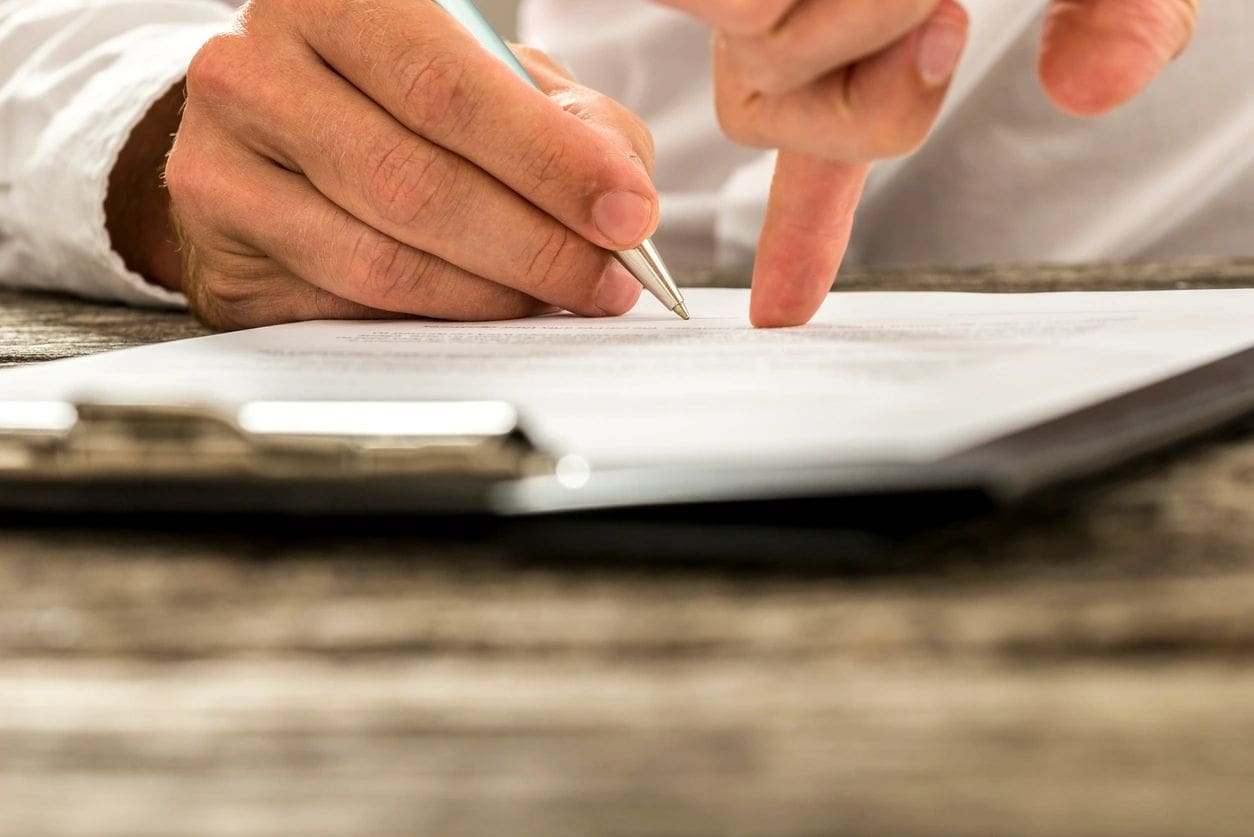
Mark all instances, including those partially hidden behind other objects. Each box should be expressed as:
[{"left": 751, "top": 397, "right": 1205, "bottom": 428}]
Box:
[
  {"left": 750, "top": 152, "right": 869, "bottom": 328},
  {"left": 293, "top": 0, "right": 659, "bottom": 251}
]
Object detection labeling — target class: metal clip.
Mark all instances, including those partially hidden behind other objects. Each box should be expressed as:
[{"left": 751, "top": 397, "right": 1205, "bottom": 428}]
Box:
[{"left": 0, "top": 400, "right": 551, "bottom": 481}]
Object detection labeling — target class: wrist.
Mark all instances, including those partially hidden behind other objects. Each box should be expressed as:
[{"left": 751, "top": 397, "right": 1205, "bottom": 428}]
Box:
[{"left": 105, "top": 83, "right": 186, "bottom": 294}]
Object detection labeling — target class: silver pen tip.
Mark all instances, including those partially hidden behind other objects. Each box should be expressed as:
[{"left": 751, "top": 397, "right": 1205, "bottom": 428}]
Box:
[{"left": 672, "top": 302, "right": 690, "bottom": 321}]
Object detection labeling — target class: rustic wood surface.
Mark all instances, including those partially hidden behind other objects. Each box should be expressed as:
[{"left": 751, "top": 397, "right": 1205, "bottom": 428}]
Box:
[{"left": 1, "top": 262, "right": 1253, "bottom": 837}]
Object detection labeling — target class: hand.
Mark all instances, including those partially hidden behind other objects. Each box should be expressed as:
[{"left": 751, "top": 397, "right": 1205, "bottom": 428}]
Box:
[
  {"left": 654, "top": 0, "right": 1199, "bottom": 327},
  {"left": 128, "top": 0, "right": 659, "bottom": 329}
]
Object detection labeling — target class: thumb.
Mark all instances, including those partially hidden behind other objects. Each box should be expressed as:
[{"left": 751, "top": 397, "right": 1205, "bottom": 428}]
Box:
[
  {"left": 1039, "top": 0, "right": 1199, "bottom": 116},
  {"left": 749, "top": 152, "right": 869, "bottom": 328}
]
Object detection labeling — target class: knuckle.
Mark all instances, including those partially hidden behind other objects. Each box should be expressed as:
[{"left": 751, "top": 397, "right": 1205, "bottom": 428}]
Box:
[
  {"left": 352, "top": 234, "right": 428, "bottom": 308},
  {"left": 521, "top": 224, "right": 589, "bottom": 299},
  {"left": 520, "top": 135, "right": 573, "bottom": 192},
  {"left": 365, "top": 138, "right": 452, "bottom": 229},
  {"left": 398, "top": 46, "right": 482, "bottom": 137},
  {"left": 185, "top": 34, "right": 247, "bottom": 104}
]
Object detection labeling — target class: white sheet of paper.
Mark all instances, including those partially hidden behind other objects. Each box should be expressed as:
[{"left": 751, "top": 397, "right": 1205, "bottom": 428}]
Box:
[{"left": 1, "top": 289, "right": 1251, "bottom": 468}]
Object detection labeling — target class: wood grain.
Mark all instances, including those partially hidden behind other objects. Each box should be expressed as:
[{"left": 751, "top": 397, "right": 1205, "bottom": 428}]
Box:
[
  {"left": 0, "top": 291, "right": 205, "bottom": 368},
  {"left": 1, "top": 263, "right": 1252, "bottom": 836}
]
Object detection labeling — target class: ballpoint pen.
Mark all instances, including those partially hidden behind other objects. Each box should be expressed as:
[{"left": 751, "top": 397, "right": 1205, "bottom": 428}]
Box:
[{"left": 432, "top": 0, "right": 690, "bottom": 320}]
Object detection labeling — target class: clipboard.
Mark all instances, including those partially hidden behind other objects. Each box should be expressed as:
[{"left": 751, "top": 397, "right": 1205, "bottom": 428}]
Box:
[{"left": 1, "top": 346, "right": 1250, "bottom": 518}]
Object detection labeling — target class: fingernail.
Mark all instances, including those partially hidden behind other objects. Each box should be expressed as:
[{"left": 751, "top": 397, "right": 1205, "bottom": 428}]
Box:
[
  {"left": 917, "top": 15, "right": 966, "bottom": 87},
  {"left": 593, "top": 191, "right": 653, "bottom": 248},
  {"left": 628, "top": 153, "right": 649, "bottom": 174},
  {"left": 595, "top": 261, "right": 641, "bottom": 316}
]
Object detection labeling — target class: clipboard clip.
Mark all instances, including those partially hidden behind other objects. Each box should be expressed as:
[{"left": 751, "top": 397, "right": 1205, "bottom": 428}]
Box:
[{"left": 0, "top": 400, "right": 555, "bottom": 481}]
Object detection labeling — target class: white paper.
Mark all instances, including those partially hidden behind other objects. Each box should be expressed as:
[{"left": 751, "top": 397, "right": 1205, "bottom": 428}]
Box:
[{"left": 1, "top": 289, "right": 1251, "bottom": 468}]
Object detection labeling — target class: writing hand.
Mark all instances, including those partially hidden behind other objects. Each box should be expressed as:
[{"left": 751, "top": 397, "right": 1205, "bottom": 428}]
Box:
[{"left": 149, "top": 0, "right": 658, "bottom": 329}]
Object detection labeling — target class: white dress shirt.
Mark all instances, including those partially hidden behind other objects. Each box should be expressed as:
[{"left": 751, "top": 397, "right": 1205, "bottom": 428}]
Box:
[
  {"left": 0, "top": 0, "right": 230, "bottom": 306},
  {"left": 2, "top": 0, "right": 1252, "bottom": 307}
]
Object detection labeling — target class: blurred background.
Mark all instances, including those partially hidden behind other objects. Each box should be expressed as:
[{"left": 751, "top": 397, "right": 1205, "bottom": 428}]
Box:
[{"left": 479, "top": 0, "right": 519, "bottom": 38}]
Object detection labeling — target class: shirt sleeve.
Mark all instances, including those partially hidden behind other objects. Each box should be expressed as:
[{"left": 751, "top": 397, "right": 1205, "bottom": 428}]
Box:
[{"left": 0, "top": 0, "right": 233, "bottom": 308}]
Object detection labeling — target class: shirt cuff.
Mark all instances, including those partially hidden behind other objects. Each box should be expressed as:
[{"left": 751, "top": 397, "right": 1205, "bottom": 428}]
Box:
[{"left": 10, "top": 19, "right": 227, "bottom": 309}]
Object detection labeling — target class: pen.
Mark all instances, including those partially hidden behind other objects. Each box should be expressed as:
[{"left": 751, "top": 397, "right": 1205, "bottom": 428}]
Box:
[{"left": 432, "top": 0, "right": 690, "bottom": 320}]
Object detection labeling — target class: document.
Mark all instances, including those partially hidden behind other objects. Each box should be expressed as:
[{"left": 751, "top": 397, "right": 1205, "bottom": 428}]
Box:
[{"left": 1, "top": 289, "right": 1251, "bottom": 469}]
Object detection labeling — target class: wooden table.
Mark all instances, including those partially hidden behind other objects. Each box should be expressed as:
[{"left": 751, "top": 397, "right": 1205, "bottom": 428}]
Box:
[{"left": 2, "top": 262, "right": 1253, "bottom": 836}]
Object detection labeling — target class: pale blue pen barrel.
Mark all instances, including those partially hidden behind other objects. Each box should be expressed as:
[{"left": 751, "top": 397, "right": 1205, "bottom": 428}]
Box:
[
  {"left": 430, "top": 0, "right": 690, "bottom": 319},
  {"left": 433, "top": 0, "right": 536, "bottom": 83}
]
